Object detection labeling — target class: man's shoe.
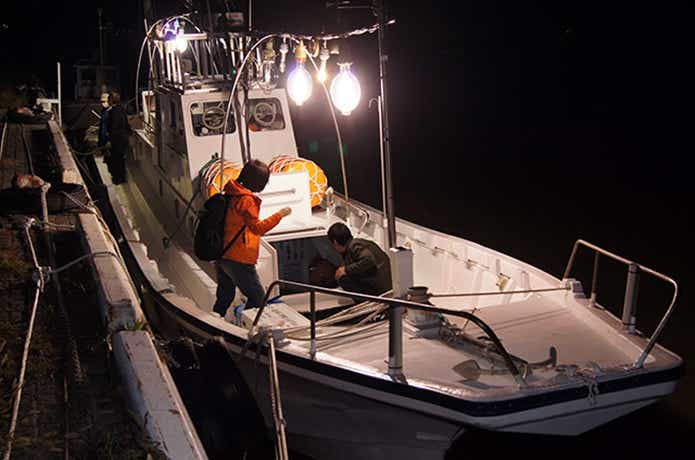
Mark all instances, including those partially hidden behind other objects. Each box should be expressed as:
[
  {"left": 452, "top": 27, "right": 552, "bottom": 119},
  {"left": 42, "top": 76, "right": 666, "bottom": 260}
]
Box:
[{"left": 234, "top": 305, "right": 245, "bottom": 326}]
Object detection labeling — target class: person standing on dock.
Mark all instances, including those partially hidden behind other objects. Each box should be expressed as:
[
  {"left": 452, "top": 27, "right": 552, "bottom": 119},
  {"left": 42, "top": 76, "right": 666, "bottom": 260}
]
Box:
[
  {"left": 106, "top": 91, "right": 131, "bottom": 184},
  {"left": 98, "top": 92, "right": 111, "bottom": 146},
  {"left": 213, "top": 160, "right": 292, "bottom": 323},
  {"left": 98, "top": 92, "right": 112, "bottom": 169},
  {"left": 327, "top": 223, "right": 392, "bottom": 296}
]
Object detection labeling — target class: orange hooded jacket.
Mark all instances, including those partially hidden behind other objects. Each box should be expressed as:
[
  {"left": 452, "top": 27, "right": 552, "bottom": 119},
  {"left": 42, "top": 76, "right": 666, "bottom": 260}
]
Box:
[{"left": 221, "top": 179, "right": 283, "bottom": 264}]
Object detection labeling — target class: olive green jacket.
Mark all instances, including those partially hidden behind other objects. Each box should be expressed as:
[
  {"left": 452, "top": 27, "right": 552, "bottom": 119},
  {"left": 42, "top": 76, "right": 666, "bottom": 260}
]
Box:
[{"left": 344, "top": 238, "right": 392, "bottom": 294}]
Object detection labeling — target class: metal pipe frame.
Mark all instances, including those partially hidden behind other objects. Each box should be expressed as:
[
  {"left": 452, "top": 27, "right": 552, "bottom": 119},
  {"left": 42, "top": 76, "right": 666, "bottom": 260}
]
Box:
[
  {"left": 563, "top": 239, "right": 679, "bottom": 368},
  {"left": 252, "top": 279, "right": 522, "bottom": 379},
  {"left": 429, "top": 286, "right": 569, "bottom": 298},
  {"left": 375, "top": 0, "right": 396, "bottom": 248}
]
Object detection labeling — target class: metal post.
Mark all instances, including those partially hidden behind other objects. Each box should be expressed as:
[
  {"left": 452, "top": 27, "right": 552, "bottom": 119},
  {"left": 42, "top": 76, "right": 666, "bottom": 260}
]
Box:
[
  {"left": 622, "top": 263, "right": 640, "bottom": 332},
  {"left": 375, "top": 95, "right": 388, "bottom": 248},
  {"left": 310, "top": 290, "right": 317, "bottom": 359},
  {"left": 376, "top": 0, "right": 396, "bottom": 248},
  {"left": 388, "top": 309, "right": 403, "bottom": 377},
  {"left": 249, "top": 0, "right": 253, "bottom": 31},
  {"left": 589, "top": 252, "right": 599, "bottom": 307},
  {"left": 56, "top": 62, "right": 62, "bottom": 127},
  {"left": 98, "top": 8, "right": 104, "bottom": 67},
  {"left": 40, "top": 183, "right": 51, "bottom": 226},
  {"left": 388, "top": 247, "right": 413, "bottom": 378}
]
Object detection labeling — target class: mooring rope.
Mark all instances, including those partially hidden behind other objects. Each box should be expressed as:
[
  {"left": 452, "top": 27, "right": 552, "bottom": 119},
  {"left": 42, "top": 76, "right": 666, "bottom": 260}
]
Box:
[
  {"left": 2, "top": 221, "right": 45, "bottom": 460},
  {"left": 267, "top": 334, "right": 289, "bottom": 460}
]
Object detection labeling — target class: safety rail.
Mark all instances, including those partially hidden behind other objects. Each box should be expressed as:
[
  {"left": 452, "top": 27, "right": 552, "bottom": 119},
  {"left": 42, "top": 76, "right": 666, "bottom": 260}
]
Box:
[
  {"left": 149, "top": 32, "right": 252, "bottom": 90},
  {"left": 563, "top": 239, "right": 679, "bottom": 368},
  {"left": 252, "top": 280, "right": 523, "bottom": 380}
]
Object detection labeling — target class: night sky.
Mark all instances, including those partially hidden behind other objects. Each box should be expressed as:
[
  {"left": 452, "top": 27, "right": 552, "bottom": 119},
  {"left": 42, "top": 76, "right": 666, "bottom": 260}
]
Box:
[{"left": 2, "top": 0, "right": 693, "bottom": 451}]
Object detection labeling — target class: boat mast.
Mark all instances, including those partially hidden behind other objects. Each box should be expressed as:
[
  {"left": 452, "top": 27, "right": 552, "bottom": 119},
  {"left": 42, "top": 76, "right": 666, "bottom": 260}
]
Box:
[
  {"left": 374, "top": 0, "right": 397, "bottom": 248},
  {"left": 98, "top": 8, "right": 104, "bottom": 67}
]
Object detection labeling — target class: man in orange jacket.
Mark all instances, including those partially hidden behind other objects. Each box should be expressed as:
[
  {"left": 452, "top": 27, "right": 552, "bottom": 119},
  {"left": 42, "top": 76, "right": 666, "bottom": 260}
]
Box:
[{"left": 212, "top": 160, "right": 291, "bottom": 321}]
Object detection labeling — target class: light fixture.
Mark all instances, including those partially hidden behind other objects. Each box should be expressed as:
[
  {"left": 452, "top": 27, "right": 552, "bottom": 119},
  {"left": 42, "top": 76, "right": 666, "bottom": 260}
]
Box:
[
  {"left": 163, "top": 19, "right": 187, "bottom": 53},
  {"left": 287, "top": 42, "right": 313, "bottom": 106},
  {"left": 330, "top": 62, "right": 361, "bottom": 116},
  {"left": 279, "top": 37, "right": 289, "bottom": 74},
  {"left": 174, "top": 30, "right": 188, "bottom": 53},
  {"left": 317, "top": 41, "right": 330, "bottom": 83},
  {"left": 259, "top": 39, "right": 278, "bottom": 91}
]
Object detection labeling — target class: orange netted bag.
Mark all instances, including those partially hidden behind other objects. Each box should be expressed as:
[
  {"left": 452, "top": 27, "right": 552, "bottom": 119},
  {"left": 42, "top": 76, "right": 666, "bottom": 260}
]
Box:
[{"left": 201, "top": 160, "right": 242, "bottom": 198}]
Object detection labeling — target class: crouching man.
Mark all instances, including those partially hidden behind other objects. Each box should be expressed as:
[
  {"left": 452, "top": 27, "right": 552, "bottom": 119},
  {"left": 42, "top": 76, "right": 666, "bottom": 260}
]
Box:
[{"left": 327, "top": 222, "right": 392, "bottom": 296}]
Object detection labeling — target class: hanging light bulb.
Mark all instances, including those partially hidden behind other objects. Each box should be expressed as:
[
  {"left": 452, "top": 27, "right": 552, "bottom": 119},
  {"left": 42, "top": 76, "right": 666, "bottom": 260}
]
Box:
[
  {"left": 174, "top": 29, "right": 188, "bottom": 53},
  {"left": 279, "top": 37, "right": 289, "bottom": 74},
  {"left": 317, "top": 41, "right": 330, "bottom": 83},
  {"left": 163, "top": 19, "right": 187, "bottom": 53},
  {"left": 259, "top": 39, "right": 279, "bottom": 92},
  {"left": 287, "top": 42, "right": 313, "bottom": 106},
  {"left": 330, "top": 62, "right": 361, "bottom": 116}
]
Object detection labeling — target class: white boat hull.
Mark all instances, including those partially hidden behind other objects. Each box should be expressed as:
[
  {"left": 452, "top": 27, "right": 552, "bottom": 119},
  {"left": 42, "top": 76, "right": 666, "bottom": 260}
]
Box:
[
  {"left": 126, "top": 279, "right": 680, "bottom": 460},
  {"left": 86, "top": 127, "right": 682, "bottom": 459}
]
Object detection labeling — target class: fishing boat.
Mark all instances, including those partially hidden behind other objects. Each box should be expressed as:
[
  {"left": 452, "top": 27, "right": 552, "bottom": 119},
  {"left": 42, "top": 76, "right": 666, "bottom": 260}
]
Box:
[{"left": 89, "top": 6, "right": 683, "bottom": 460}]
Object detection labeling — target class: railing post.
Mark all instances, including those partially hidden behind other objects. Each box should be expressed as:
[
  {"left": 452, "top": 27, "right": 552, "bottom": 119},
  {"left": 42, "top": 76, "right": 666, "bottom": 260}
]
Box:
[
  {"left": 590, "top": 252, "right": 600, "bottom": 307},
  {"left": 388, "top": 247, "right": 413, "bottom": 378},
  {"left": 622, "top": 263, "right": 640, "bottom": 332},
  {"left": 310, "top": 290, "right": 316, "bottom": 359},
  {"left": 40, "top": 183, "right": 51, "bottom": 227},
  {"left": 56, "top": 62, "right": 62, "bottom": 128}
]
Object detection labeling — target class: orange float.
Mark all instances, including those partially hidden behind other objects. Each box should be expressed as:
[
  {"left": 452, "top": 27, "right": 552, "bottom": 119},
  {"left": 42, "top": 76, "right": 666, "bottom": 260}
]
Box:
[
  {"left": 201, "top": 160, "right": 242, "bottom": 198},
  {"left": 200, "top": 156, "right": 328, "bottom": 207}
]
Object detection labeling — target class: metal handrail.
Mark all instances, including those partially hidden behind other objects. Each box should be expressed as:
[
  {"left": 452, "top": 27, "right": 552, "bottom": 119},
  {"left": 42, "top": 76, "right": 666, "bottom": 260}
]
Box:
[
  {"left": 563, "top": 239, "right": 679, "bottom": 368},
  {"left": 252, "top": 280, "right": 522, "bottom": 378}
]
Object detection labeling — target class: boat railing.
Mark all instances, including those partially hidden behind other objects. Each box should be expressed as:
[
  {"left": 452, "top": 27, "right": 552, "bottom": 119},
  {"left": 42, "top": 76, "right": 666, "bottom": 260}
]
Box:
[
  {"left": 149, "top": 32, "right": 251, "bottom": 91},
  {"left": 253, "top": 280, "right": 524, "bottom": 382},
  {"left": 563, "top": 239, "right": 679, "bottom": 368}
]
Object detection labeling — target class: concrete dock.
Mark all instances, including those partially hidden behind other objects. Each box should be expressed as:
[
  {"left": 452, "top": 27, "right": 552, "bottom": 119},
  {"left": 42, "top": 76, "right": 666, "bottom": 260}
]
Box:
[{"left": 1, "top": 118, "right": 207, "bottom": 459}]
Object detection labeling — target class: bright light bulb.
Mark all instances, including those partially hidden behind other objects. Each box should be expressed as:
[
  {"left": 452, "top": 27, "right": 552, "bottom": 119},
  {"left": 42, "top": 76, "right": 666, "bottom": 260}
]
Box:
[
  {"left": 174, "top": 31, "right": 188, "bottom": 53},
  {"left": 317, "top": 43, "right": 330, "bottom": 83},
  {"left": 330, "top": 63, "right": 361, "bottom": 116},
  {"left": 287, "top": 62, "right": 313, "bottom": 106},
  {"left": 317, "top": 63, "right": 328, "bottom": 83}
]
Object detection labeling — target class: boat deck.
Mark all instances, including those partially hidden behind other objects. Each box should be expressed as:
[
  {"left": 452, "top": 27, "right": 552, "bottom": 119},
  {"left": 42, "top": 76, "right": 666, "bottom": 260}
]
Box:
[
  {"left": 288, "top": 294, "right": 639, "bottom": 389},
  {"left": 104, "top": 145, "right": 675, "bottom": 399}
]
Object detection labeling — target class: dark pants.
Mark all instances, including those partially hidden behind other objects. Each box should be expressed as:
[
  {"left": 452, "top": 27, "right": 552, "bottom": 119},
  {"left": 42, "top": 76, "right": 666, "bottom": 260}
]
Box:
[
  {"left": 213, "top": 259, "right": 266, "bottom": 316},
  {"left": 337, "top": 275, "right": 379, "bottom": 297},
  {"left": 108, "top": 142, "right": 128, "bottom": 184}
]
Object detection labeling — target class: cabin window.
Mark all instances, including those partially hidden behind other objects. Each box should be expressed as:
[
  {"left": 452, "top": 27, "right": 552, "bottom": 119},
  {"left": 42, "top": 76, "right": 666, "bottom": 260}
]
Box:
[
  {"left": 190, "top": 101, "right": 236, "bottom": 136},
  {"left": 248, "top": 98, "right": 285, "bottom": 131}
]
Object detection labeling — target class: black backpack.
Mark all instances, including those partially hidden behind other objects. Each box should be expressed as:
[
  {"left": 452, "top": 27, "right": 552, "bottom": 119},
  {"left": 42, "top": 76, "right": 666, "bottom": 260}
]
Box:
[{"left": 194, "top": 193, "right": 246, "bottom": 261}]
